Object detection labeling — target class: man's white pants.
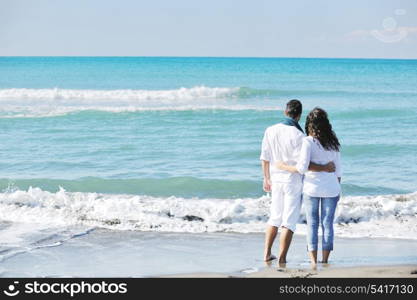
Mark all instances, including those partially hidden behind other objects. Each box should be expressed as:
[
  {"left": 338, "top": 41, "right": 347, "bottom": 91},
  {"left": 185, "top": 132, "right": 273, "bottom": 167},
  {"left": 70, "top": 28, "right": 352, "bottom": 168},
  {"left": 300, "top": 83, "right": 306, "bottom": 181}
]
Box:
[{"left": 267, "top": 182, "right": 303, "bottom": 233}]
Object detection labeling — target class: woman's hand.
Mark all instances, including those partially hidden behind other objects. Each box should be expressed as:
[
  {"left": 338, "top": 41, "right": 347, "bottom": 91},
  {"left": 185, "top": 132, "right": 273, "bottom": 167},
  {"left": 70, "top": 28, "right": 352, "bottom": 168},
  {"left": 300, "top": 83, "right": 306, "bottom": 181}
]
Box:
[
  {"left": 276, "top": 161, "right": 298, "bottom": 173},
  {"left": 276, "top": 161, "right": 286, "bottom": 170}
]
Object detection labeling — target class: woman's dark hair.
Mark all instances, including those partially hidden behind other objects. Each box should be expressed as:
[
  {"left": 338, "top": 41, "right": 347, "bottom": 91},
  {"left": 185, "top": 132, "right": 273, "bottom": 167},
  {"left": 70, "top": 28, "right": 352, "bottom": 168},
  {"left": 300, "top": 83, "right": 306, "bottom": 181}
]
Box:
[{"left": 305, "top": 107, "right": 340, "bottom": 152}]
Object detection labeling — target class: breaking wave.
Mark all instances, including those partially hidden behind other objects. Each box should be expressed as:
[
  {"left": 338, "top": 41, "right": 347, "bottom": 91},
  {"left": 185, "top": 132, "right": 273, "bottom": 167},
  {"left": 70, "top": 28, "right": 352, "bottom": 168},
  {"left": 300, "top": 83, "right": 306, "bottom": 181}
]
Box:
[{"left": 0, "top": 187, "right": 416, "bottom": 239}]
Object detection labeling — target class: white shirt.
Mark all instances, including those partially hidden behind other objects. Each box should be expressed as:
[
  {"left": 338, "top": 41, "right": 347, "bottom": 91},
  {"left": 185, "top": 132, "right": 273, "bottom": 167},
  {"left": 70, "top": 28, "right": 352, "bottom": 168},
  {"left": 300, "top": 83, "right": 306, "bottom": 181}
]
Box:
[
  {"left": 296, "top": 136, "right": 342, "bottom": 197},
  {"left": 260, "top": 123, "right": 305, "bottom": 185}
]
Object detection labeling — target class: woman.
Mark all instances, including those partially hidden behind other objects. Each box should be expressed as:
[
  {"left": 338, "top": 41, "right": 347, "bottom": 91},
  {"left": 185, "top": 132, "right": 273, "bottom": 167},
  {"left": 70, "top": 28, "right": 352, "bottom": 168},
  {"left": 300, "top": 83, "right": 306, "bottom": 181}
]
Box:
[{"left": 277, "top": 107, "right": 341, "bottom": 265}]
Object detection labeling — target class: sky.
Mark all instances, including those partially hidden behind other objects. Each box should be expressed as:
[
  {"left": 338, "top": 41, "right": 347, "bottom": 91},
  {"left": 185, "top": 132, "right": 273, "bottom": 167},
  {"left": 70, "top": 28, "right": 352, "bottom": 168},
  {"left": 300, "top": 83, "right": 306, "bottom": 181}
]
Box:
[{"left": 1, "top": 0, "right": 417, "bottom": 58}]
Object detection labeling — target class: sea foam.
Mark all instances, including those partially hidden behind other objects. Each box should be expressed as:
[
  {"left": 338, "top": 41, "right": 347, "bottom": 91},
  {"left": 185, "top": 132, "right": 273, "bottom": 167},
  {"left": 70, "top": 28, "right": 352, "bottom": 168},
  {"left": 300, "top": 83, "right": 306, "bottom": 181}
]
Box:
[
  {"left": 1, "top": 187, "right": 416, "bottom": 239},
  {"left": 0, "top": 86, "right": 281, "bottom": 117},
  {"left": 0, "top": 86, "right": 239, "bottom": 101}
]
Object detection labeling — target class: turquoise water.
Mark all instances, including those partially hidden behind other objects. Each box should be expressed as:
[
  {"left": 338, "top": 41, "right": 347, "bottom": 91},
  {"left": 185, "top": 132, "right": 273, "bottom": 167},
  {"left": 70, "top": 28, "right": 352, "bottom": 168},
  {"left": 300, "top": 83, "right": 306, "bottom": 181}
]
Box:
[
  {"left": 1, "top": 57, "right": 417, "bottom": 276},
  {"left": 0, "top": 57, "right": 416, "bottom": 240},
  {"left": 1, "top": 57, "right": 416, "bottom": 197}
]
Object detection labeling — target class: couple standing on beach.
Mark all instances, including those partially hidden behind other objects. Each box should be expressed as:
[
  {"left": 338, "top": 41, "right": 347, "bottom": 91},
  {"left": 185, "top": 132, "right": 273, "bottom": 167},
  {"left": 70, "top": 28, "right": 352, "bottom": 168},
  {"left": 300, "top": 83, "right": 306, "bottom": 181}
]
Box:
[{"left": 260, "top": 100, "right": 341, "bottom": 265}]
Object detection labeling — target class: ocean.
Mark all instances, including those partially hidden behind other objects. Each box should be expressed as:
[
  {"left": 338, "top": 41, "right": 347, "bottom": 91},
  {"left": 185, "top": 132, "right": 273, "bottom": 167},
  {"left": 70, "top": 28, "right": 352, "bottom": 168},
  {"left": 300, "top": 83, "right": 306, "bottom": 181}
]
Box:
[{"left": 0, "top": 57, "right": 416, "bottom": 266}]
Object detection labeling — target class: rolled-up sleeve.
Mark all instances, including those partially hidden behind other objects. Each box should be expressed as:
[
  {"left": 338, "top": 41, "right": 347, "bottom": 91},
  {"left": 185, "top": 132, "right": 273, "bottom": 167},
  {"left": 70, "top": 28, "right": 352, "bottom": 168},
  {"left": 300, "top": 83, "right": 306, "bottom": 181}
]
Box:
[
  {"left": 296, "top": 138, "right": 311, "bottom": 174},
  {"left": 335, "top": 151, "right": 342, "bottom": 177},
  {"left": 260, "top": 130, "right": 271, "bottom": 161}
]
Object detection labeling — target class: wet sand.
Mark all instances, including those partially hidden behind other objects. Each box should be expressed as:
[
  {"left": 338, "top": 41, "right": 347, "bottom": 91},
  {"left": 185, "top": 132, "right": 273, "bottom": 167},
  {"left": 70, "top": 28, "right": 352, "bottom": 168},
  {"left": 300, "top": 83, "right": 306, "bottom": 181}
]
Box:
[
  {"left": 1, "top": 229, "right": 417, "bottom": 277},
  {"left": 164, "top": 265, "right": 417, "bottom": 278}
]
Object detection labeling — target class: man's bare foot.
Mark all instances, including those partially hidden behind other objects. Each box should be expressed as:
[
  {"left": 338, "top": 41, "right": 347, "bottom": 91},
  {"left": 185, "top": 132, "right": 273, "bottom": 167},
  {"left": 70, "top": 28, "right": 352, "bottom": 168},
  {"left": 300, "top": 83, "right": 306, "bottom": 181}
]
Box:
[
  {"left": 319, "top": 261, "right": 330, "bottom": 268},
  {"left": 278, "top": 262, "right": 287, "bottom": 268},
  {"left": 264, "top": 254, "right": 277, "bottom": 262}
]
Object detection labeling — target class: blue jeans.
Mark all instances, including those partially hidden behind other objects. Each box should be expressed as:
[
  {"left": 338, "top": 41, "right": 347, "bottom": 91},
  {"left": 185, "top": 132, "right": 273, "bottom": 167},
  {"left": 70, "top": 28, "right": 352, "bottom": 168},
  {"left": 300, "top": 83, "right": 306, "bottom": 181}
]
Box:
[{"left": 304, "top": 194, "right": 340, "bottom": 251}]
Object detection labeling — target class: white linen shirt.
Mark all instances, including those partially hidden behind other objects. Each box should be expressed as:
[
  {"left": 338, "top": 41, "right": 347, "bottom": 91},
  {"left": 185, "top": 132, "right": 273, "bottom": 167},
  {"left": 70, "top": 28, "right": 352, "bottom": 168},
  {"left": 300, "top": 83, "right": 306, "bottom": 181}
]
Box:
[
  {"left": 296, "top": 136, "right": 341, "bottom": 197},
  {"left": 260, "top": 123, "right": 305, "bottom": 185}
]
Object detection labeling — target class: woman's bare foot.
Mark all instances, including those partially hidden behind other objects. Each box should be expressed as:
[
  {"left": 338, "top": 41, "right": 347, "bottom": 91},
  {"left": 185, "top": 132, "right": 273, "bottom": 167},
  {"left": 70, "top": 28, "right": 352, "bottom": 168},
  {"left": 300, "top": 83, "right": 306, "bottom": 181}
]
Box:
[
  {"left": 264, "top": 254, "right": 277, "bottom": 262},
  {"left": 278, "top": 258, "right": 286, "bottom": 264}
]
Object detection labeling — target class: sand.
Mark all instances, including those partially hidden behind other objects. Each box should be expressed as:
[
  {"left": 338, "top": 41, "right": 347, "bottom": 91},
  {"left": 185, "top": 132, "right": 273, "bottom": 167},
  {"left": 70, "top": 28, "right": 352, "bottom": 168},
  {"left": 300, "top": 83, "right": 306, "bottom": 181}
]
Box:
[
  {"left": 164, "top": 265, "right": 417, "bottom": 278},
  {"left": 247, "top": 264, "right": 417, "bottom": 278},
  {"left": 2, "top": 229, "right": 416, "bottom": 277}
]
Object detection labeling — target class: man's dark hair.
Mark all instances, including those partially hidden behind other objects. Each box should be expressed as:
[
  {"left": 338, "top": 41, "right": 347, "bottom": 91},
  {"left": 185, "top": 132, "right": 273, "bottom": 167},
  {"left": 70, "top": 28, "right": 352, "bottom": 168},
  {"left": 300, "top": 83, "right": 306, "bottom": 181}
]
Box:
[{"left": 286, "top": 99, "right": 302, "bottom": 118}]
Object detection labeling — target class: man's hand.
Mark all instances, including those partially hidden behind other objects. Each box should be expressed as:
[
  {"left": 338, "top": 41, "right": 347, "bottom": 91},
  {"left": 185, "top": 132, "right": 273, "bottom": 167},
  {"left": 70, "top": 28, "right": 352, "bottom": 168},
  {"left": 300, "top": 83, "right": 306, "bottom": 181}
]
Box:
[
  {"left": 308, "top": 161, "right": 336, "bottom": 173},
  {"left": 263, "top": 178, "right": 272, "bottom": 192},
  {"left": 323, "top": 161, "right": 336, "bottom": 173}
]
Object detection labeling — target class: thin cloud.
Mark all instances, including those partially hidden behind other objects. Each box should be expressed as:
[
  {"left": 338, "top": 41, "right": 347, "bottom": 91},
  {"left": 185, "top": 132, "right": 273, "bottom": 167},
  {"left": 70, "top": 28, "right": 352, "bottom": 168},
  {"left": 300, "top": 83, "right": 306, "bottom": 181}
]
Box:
[{"left": 346, "top": 27, "right": 417, "bottom": 43}]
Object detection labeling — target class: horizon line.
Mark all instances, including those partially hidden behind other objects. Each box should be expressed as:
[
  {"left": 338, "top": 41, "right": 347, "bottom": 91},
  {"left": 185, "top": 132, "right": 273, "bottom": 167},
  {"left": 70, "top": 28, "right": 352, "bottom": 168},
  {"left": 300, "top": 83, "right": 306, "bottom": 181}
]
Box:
[{"left": 1, "top": 55, "right": 417, "bottom": 60}]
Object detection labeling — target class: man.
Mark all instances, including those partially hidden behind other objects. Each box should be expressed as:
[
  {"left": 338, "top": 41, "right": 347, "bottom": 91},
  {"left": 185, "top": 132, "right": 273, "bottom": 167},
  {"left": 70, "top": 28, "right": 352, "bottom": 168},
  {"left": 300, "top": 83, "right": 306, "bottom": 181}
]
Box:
[{"left": 260, "top": 99, "right": 334, "bottom": 263}]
